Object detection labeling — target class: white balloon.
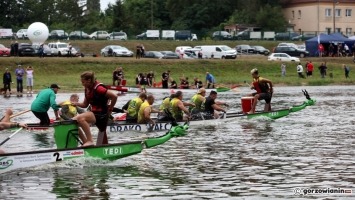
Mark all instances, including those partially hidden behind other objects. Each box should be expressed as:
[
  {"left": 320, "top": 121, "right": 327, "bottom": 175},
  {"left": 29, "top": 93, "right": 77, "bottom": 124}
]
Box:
[{"left": 27, "top": 22, "right": 49, "bottom": 44}]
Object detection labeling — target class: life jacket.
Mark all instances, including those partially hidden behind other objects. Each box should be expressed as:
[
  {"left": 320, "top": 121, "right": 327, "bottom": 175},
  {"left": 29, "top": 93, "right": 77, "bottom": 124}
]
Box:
[
  {"left": 169, "top": 97, "right": 183, "bottom": 120},
  {"left": 137, "top": 100, "right": 150, "bottom": 123},
  {"left": 85, "top": 82, "right": 108, "bottom": 114},
  {"left": 252, "top": 77, "right": 269, "bottom": 94},
  {"left": 61, "top": 100, "right": 77, "bottom": 118},
  {"left": 159, "top": 96, "right": 171, "bottom": 111},
  {"left": 190, "top": 94, "right": 205, "bottom": 111},
  {"left": 127, "top": 97, "right": 143, "bottom": 118}
]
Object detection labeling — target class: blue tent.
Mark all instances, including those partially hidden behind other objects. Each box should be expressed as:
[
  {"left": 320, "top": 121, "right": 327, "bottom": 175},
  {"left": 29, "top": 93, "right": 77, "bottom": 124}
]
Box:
[{"left": 305, "top": 33, "right": 355, "bottom": 57}]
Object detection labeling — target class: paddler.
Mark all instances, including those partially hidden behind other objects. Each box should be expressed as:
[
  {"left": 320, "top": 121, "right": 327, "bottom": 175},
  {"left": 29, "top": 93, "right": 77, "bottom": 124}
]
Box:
[
  {"left": 203, "top": 91, "right": 227, "bottom": 119},
  {"left": 72, "top": 71, "right": 117, "bottom": 146},
  {"left": 247, "top": 68, "right": 273, "bottom": 114},
  {"left": 137, "top": 94, "right": 160, "bottom": 127},
  {"left": 59, "top": 94, "right": 85, "bottom": 120},
  {"left": 157, "top": 91, "right": 175, "bottom": 121},
  {"left": 169, "top": 91, "right": 194, "bottom": 121},
  {"left": 126, "top": 92, "right": 147, "bottom": 123},
  {"left": 0, "top": 109, "right": 27, "bottom": 154},
  {"left": 190, "top": 88, "right": 206, "bottom": 114}
]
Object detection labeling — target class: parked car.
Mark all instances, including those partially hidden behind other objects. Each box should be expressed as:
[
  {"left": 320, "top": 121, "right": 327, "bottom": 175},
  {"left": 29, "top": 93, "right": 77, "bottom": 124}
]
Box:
[
  {"left": 235, "top": 45, "right": 255, "bottom": 54},
  {"left": 144, "top": 51, "right": 164, "bottom": 59},
  {"left": 69, "top": 31, "right": 89, "bottom": 40},
  {"left": 268, "top": 53, "right": 300, "bottom": 62},
  {"left": 212, "top": 31, "right": 233, "bottom": 40},
  {"left": 275, "top": 32, "right": 299, "bottom": 40},
  {"left": 274, "top": 46, "right": 309, "bottom": 58},
  {"left": 0, "top": 44, "right": 10, "bottom": 56},
  {"left": 49, "top": 30, "right": 68, "bottom": 40},
  {"left": 252, "top": 46, "right": 270, "bottom": 55},
  {"left": 89, "top": 31, "right": 110, "bottom": 40},
  {"left": 291, "top": 33, "right": 316, "bottom": 41},
  {"left": 234, "top": 31, "right": 250, "bottom": 40},
  {"left": 109, "top": 32, "right": 128, "bottom": 40},
  {"left": 175, "top": 46, "right": 192, "bottom": 55},
  {"left": 32, "top": 44, "right": 52, "bottom": 57},
  {"left": 160, "top": 51, "right": 179, "bottom": 59},
  {"left": 16, "top": 29, "right": 28, "bottom": 39},
  {"left": 100, "top": 45, "right": 133, "bottom": 57},
  {"left": 48, "top": 42, "right": 77, "bottom": 56},
  {"left": 18, "top": 43, "right": 35, "bottom": 56}
]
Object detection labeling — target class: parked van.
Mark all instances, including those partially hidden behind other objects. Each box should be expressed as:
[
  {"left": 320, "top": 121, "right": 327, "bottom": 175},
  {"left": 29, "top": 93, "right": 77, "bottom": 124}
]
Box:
[
  {"left": 194, "top": 45, "right": 237, "bottom": 59},
  {"left": 175, "top": 30, "right": 198, "bottom": 41},
  {"left": 16, "top": 29, "right": 28, "bottom": 39}
]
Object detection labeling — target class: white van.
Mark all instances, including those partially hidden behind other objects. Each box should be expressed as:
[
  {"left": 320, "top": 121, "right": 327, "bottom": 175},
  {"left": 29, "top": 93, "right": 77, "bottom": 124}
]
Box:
[{"left": 194, "top": 45, "right": 237, "bottom": 59}]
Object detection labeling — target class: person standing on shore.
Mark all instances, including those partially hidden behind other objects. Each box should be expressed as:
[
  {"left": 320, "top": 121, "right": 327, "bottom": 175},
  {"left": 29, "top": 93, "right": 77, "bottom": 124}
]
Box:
[
  {"left": 306, "top": 61, "right": 314, "bottom": 77},
  {"left": 161, "top": 70, "right": 170, "bottom": 89},
  {"left": 281, "top": 63, "right": 286, "bottom": 77},
  {"left": 205, "top": 72, "right": 215, "bottom": 89},
  {"left": 297, "top": 63, "right": 305, "bottom": 79},
  {"left": 343, "top": 64, "right": 350, "bottom": 79},
  {"left": 15, "top": 65, "right": 25, "bottom": 96},
  {"left": 26, "top": 66, "right": 34, "bottom": 94},
  {"left": 3, "top": 68, "right": 12, "bottom": 97}
]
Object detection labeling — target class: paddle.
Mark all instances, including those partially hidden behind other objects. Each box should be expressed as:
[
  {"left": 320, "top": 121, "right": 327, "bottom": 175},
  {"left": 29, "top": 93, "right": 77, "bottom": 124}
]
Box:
[
  {"left": 0, "top": 127, "right": 23, "bottom": 146},
  {"left": 0, "top": 109, "right": 31, "bottom": 121}
]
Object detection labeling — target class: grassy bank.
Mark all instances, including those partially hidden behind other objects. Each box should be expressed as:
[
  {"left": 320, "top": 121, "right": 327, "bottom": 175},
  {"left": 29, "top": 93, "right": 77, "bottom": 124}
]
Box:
[{"left": 0, "top": 40, "right": 353, "bottom": 92}]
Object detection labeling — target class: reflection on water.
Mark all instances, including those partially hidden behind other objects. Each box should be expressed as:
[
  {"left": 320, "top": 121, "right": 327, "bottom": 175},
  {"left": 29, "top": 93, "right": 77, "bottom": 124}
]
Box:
[{"left": 0, "top": 86, "right": 355, "bottom": 199}]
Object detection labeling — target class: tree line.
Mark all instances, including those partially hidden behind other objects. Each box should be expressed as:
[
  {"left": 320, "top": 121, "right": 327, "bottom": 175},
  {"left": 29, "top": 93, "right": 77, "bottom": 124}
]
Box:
[{"left": 0, "top": 0, "right": 288, "bottom": 38}]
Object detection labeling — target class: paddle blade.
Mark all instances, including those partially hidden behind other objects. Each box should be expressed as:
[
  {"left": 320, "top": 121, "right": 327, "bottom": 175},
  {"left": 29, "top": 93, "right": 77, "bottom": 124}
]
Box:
[{"left": 216, "top": 87, "right": 230, "bottom": 92}]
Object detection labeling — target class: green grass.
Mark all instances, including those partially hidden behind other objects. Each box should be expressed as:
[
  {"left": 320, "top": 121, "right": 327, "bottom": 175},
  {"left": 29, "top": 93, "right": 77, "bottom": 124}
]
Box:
[{"left": 0, "top": 40, "right": 353, "bottom": 92}]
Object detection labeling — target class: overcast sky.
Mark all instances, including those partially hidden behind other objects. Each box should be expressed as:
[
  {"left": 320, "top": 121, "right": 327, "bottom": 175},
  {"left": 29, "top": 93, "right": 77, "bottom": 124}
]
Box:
[{"left": 100, "top": 0, "right": 116, "bottom": 11}]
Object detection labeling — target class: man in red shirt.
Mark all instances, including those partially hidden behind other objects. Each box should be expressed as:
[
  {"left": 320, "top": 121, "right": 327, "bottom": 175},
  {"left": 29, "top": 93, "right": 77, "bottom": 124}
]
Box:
[{"left": 306, "top": 61, "right": 314, "bottom": 77}]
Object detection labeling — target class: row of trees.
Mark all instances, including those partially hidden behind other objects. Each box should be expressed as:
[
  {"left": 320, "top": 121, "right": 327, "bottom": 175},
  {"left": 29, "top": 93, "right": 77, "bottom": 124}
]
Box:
[{"left": 0, "top": 0, "right": 288, "bottom": 38}]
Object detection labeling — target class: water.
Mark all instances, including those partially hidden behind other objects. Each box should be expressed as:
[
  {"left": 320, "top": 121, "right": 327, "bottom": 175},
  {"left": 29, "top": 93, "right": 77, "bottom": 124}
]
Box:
[{"left": 0, "top": 86, "right": 354, "bottom": 199}]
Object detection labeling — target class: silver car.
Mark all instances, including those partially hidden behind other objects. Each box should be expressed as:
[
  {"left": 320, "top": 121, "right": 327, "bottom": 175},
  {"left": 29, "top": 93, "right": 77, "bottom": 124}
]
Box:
[
  {"left": 101, "top": 45, "right": 133, "bottom": 57},
  {"left": 32, "top": 44, "right": 52, "bottom": 56}
]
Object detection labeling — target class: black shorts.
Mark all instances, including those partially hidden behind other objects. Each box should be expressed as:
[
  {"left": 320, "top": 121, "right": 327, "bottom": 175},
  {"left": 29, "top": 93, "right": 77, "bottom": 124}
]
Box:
[
  {"left": 94, "top": 113, "right": 108, "bottom": 132},
  {"left": 252, "top": 92, "right": 272, "bottom": 104}
]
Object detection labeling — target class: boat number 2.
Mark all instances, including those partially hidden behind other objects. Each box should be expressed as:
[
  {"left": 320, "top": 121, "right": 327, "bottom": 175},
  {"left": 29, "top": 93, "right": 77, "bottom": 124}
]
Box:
[{"left": 53, "top": 152, "right": 63, "bottom": 162}]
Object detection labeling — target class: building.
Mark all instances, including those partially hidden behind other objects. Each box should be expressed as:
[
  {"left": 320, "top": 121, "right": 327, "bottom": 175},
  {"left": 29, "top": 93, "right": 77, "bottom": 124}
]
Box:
[{"left": 282, "top": 0, "right": 355, "bottom": 36}]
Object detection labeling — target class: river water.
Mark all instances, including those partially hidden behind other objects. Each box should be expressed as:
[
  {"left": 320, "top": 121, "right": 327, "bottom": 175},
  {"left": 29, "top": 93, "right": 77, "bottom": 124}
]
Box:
[{"left": 0, "top": 86, "right": 354, "bottom": 199}]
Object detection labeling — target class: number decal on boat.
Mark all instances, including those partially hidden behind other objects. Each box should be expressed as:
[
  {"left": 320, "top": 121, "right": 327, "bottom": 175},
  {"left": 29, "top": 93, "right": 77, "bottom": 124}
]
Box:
[
  {"left": 53, "top": 152, "right": 63, "bottom": 162},
  {"left": 270, "top": 112, "right": 278, "bottom": 116}
]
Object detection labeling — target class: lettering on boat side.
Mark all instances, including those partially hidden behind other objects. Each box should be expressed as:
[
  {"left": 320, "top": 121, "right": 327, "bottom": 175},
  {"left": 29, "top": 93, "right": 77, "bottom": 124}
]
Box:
[
  {"left": 0, "top": 157, "right": 13, "bottom": 169},
  {"left": 103, "top": 147, "right": 122, "bottom": 156},
  {"left": 270, "top": 112, "right": 279, "bottom": 116},
  {"left": 109, "top": 123, "right": 170, "bottom": 132},
  {"left": 63, "top": 150, "right": 84, "bottom": 158}
]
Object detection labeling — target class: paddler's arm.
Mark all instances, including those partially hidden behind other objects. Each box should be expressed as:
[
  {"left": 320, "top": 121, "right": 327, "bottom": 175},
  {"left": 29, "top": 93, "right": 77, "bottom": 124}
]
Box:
[
  {"left": 215, "top": 101, "right": 229, "bottom": 107},
  {"left": 106, "top": 90, "right": 118, "bottom": 114},
  {"left": 50, "top": 93, "right": 61, "bottom": 120},
  {"left": 74, "top": 97, "right": 89, "bottom": 108},
  {"left": 144, "top": 106, "right": 155, "bottom": 125},
  {"left": 262, "top": 79, "right": 273, "bottom": 93},
  {"left": 212, "top": 104, "right": 226, "bottom": 113},
  {"left": 183, "top": 102, "right": 195, "bottom": 107},
  {"left": 178, "top": 101, "right": 191, "bottom": 117}
]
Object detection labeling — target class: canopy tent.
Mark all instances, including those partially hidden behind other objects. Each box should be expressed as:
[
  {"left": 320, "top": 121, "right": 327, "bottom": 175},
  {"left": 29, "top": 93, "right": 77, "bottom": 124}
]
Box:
[{"left": 305, "top": 33, "right": 355, "bottom": 57}]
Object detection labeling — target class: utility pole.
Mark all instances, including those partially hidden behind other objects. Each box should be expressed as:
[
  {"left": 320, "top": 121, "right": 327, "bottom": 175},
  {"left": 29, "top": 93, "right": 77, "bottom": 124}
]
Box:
[
  {"left": 333, "top": 0, "right": 336, "bottom": 33},
  {"left": 151, "top": 0, "right": 154, "bottom": 29}
]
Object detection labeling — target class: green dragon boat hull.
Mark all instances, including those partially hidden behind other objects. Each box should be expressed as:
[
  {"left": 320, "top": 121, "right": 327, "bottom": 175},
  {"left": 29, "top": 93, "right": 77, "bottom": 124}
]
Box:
[{"left": 0, "top": 121, "right": 189, "bottom": 174}]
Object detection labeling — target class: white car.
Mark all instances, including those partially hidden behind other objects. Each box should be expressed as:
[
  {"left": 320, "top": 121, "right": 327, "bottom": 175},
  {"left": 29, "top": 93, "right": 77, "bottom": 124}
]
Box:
[
  {"left": 89, "top": 31, "right": 110, "bottom": 40},
  {"left": 268, "top": 53, "right": 300, "bottom": 62},
  {"left": 48, "top": 42, "right": 78, "bottom": 56},
  {"left": 16, "top": 29, "right": 28, "bottom": 39},
  {"left": 101, "top": 45, "right": 133, "bottom": 57}
]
